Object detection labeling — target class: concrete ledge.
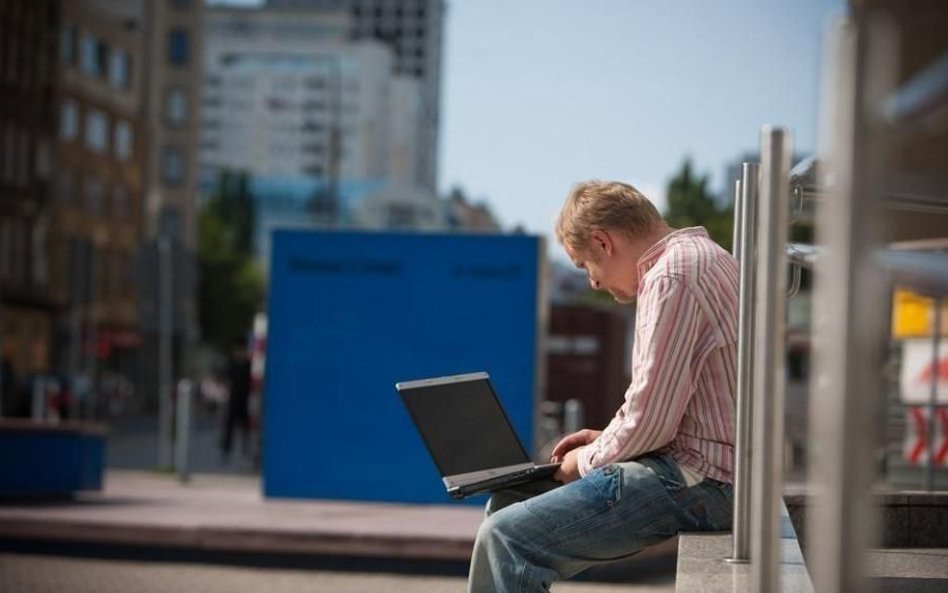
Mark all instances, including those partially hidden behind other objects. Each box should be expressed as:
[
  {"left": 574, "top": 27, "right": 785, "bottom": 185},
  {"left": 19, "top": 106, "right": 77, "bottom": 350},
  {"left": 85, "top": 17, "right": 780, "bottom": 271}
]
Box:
[{"left": 675, "top": 503, "right": 813, "bottom": 593}]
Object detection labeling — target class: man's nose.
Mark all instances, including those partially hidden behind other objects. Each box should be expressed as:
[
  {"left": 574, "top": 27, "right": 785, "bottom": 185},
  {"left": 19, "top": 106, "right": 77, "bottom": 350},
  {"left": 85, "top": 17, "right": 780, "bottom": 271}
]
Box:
[{"left": 589, "top": 276, "right": 600, "bottom": 289}]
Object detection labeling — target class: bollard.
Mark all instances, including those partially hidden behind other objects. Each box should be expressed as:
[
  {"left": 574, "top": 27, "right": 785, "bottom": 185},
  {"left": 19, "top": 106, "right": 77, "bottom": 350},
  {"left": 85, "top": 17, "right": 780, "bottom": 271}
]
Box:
[{"left": 175, "top": 378, "right": 193, "bottom": 483}]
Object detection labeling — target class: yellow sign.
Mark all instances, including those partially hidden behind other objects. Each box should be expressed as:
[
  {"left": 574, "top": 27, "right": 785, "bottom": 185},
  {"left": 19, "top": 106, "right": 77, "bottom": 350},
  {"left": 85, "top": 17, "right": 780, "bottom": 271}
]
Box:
[{"left": 892, "top": 289, "right": 948, "bottom": 339}]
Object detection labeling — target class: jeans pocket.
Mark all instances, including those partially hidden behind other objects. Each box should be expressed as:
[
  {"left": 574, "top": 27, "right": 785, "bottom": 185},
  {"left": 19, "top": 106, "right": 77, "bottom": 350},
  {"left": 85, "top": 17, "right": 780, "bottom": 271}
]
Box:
[
  {"left": 640, "top": 454, "right": 686, "bottom": 494},
  {"left": 524, "top": 465, "right": 622, "bottom": 532},
  {"left": 677, "top": 480, "right": 733, "bottom": 531}
]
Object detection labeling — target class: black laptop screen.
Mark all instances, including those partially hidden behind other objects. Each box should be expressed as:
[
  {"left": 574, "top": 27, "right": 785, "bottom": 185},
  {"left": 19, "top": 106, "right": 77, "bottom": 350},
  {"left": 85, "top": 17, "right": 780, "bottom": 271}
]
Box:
[{"left": 400, "top": 377, "right": 530, "bottom": 476}]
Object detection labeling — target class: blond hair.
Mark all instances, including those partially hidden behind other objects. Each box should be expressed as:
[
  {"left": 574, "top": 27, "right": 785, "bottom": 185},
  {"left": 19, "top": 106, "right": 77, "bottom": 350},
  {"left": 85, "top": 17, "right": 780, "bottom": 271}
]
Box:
[{"left": 555, "top": 180, "right": 663, "bottom": 249}]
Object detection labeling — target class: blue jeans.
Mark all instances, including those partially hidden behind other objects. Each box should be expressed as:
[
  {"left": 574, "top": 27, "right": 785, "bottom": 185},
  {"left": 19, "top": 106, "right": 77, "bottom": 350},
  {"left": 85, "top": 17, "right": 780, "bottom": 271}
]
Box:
[{"left": 467, "top": 453, "right": 733, "bottom": 593}]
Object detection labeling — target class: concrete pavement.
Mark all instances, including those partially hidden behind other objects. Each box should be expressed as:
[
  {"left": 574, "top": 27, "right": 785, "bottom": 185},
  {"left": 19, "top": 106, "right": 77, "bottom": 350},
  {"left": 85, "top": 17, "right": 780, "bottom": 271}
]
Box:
[
  {"left": 0, "top": 470, "right": 484, "bottom": 561},
  {"left": 0, "top": 552, "right": 675, "bottom": 593},
  {"left": 0, "top": 469, "right": 679, "bottom": 589}
]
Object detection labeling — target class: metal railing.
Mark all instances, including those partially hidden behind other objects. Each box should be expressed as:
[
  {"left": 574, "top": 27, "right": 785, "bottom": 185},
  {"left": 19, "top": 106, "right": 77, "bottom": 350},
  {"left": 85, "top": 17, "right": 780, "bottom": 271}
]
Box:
[
  {"left": 728, "top": 163, "right": 758, "bottom": 565},
  {"left": 726, "top": 9, "right": 948, "bottom": 593}
]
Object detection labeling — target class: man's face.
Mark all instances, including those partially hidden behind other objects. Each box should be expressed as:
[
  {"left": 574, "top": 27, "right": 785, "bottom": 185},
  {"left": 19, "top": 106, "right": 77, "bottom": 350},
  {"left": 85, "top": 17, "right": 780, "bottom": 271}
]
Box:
[{"left": 564, "top": 232, "right": 638, "bottom": 304}]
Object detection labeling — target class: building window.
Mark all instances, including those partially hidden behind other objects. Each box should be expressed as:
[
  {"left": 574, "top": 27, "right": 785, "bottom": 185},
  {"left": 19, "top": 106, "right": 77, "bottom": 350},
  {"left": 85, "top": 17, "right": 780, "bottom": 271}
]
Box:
[
  {"left": 168, "top": 29, "right": 190, "bottom": 66},
  {"left": 162, "top": 147, "right": 185, "bottom": 185},
  {"left": 80, "top": 32, "right": 108, "bottom": 77},
  {"left": 114, "top": 120, "right": 133, "bottom": 161},
  {"left": 61, "top": 25, "right": 78, "bottom": 65},
  {"left": 160, "top": 206, "right": 181, "bottom": 240},
  {"left": 109, "top": 49, "right": 131, "bottom": 89},
  {"left": 85, "top": 110, "right": 109, "bottom": 153},
  {"left": 60, "top": 99, "right": 79, "bottom": 140},
  {"left": 84, "top": 176, "right": 105, "bottom": 216},
  {"left": 166, "top": 87, "right": 188, "bottom": 125}
]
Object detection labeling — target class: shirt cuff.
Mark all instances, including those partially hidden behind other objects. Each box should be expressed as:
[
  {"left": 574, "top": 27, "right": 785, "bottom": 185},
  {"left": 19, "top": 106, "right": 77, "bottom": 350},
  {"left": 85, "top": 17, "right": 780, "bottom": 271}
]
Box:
[{"left": 577, "top": 444, "right": 595, "bottom": 477}]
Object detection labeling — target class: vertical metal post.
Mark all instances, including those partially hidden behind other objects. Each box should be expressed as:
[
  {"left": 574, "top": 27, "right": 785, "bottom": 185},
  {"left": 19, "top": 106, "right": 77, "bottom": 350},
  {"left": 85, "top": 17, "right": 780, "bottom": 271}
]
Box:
[
  {"left": 86, "top": 244, "right": 99, "bottom": 420},
  {"left": 68, "top": 238, "right": 87, "bottom": 420},
  {"left": 751, "top": 130, "right": 791, "bottom": 593},
  {"left": 158, "top": 238, "right": 174, "bottom": 468},
  {"left": 728, "top": 162, "right": 759, "bottom": 564},
  {"left": 564, "top": 399, "right": 584, "bottom": 434},
  {"left": 731, "top": 179, "right": 743, "bottom": 260},
  {"left": 925, "top": 300, "right": 942, "bottom": 491},
  {"left": 808, "top": 15, "right": 895, "bottom": 593},
  {"left": 175, "top": 378, "right": 192, "bottom": 483}
]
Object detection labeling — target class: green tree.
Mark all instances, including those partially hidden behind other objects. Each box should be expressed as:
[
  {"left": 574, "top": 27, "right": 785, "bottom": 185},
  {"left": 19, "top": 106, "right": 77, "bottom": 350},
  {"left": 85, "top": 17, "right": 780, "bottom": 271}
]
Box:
[
  {"left": 664, "top": 158, "right": 733, "bottom": 251},
  {"left": 198, "top": 170, "right": 264, "bottom": 353}
]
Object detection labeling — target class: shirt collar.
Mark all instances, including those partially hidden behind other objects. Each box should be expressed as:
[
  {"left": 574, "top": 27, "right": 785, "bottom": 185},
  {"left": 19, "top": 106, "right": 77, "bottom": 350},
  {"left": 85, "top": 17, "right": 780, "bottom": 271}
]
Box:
[{"left": 636, "top": 227, "right": 710, "bottom": 276}]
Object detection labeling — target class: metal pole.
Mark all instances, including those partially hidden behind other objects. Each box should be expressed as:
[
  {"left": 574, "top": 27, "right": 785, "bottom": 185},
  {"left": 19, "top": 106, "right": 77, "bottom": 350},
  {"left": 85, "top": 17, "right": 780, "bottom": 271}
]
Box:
[
  {"left": 158, "top": 238, "right": 174, "bottom": 468},
  {"left": 86, "top": 244, "right": 99, "bottom": 421},
  {"left": 68, "top": 238, "right": 86, "bottom": 420},
  {"left": 750, "top": 129, "right": 791, "bottom": 593},
  {"left": 728, "top": 162, "right": 759, "bottom": 564},
  {"left": 731, "top": 179, "right": 743, "bottom": 260},
  {"left": 175, "top": 378, "right": 192, "bottom": 483},
  {"left": 563, "top": 399, "right": 584, "bottom": 434},
  {"left": 807, "top": 15, "right": 895, "bottom": 593},
  {"left": 925, "top": 300, "right": 942, "bottom": 490}
]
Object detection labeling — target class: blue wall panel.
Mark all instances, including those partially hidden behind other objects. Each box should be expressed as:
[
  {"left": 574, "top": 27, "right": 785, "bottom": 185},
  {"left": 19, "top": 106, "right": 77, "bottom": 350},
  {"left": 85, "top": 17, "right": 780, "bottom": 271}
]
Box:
[{"left": 263, "top": 231, "right": 542, "bottom": 504}]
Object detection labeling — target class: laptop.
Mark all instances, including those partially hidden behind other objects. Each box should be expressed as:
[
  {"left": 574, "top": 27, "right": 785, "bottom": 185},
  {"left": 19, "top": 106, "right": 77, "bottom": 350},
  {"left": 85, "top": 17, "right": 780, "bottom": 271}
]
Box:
[{"left": 396, "top": 371, "right": 561, "bottom": 499}]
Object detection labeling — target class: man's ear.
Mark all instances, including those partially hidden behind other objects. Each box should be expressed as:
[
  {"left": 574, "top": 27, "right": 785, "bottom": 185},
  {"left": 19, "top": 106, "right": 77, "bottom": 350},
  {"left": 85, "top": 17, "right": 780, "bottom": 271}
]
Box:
[{"left": 590, "top": 229, "right": 614, "bottom": 256}]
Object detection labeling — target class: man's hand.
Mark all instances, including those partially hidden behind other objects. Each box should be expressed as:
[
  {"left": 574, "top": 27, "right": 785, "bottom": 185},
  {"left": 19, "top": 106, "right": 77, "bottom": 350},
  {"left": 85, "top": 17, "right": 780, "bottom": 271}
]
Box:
[
  {"left": 550, "top": 429, "right": 602, "bottom": 463},
  {"left": 554, "top": 447, "right": 583, "bottom": 484}
]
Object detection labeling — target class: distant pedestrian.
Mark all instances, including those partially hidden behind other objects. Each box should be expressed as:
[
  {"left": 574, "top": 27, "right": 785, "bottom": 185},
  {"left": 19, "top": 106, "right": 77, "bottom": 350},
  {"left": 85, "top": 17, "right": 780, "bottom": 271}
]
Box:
[{"left": 220, "top": 339, "right": 252, "bottom": 462}]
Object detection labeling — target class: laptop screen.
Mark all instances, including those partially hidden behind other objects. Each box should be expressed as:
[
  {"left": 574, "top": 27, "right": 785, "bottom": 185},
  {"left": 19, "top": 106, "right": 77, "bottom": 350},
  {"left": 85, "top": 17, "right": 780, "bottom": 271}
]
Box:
[{"left": 399, "top": 375, "right": 530, "bottom": 477}]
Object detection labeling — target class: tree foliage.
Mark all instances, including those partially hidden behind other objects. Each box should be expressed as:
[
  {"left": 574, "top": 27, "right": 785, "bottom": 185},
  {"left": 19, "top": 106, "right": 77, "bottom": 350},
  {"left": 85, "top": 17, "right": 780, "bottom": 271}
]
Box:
[
  {"left": 664, "top": 158, "right": 733, "bottom": 251},
  {"left": 198, "top": 171, "right": 263, "bottom": 353}
]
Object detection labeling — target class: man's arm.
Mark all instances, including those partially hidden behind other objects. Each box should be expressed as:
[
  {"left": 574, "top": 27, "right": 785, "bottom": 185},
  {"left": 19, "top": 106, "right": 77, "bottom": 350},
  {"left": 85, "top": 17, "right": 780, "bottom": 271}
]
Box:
[
  {"left": 577, "top": 274, "right": 704, "bottom": 477},
  {"left": 550, "top": 429, "right": 602, "bottom": 463}
]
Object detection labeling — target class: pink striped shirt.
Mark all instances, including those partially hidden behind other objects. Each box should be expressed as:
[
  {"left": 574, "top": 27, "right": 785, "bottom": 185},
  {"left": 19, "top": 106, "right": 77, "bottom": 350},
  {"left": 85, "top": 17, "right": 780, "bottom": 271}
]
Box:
[{"left": 577, "top": 227, "right": 738, "bottom": 483}]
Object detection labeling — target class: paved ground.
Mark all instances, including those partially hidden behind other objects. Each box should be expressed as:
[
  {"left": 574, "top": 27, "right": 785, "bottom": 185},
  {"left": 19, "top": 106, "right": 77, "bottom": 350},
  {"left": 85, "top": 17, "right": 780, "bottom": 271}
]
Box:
[
  {"left": 0, "top": 470, "right": 679, "bottom": 587},
  {"left": 0, "top": 552, "right": 675, "bottom": 593},
  {"left": 0, "top": 471, "right": 485, "bottom": 561}
]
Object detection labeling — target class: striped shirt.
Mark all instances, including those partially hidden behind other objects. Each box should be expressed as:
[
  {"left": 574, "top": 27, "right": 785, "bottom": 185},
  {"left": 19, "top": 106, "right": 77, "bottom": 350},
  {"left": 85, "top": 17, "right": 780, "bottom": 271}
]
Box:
[{"left": 577, "top": 227, "right": 738, "bottom": 483}]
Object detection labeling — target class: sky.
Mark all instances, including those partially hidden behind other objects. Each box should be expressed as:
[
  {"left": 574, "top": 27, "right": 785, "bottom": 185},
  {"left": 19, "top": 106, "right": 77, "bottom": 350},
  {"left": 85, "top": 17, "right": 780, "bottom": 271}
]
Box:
[
  {"left": 438, "top": 0, "right": 845, "bottom": 258},
  {"left": 213, "top": 0, "right": 846, "bottom": 260}
]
